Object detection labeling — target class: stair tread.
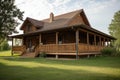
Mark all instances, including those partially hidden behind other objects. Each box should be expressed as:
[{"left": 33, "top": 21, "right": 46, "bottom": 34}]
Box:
[{"left": 21, "top": 52, "right": 36, "bottom": 58}]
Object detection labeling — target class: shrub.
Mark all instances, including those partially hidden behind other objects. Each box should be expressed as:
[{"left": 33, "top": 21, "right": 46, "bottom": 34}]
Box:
[
  {"left": 113, "top": 50, "right": 120, "bottom": 56},
  {"left": 101, "top": 47, "right": 116, "bottom": 56},
  {"left": 39, "top": 52, "right": 47, "bottom": 58},
  {"left": 0, "top": 40, "right": 10, "bottom": 51}
]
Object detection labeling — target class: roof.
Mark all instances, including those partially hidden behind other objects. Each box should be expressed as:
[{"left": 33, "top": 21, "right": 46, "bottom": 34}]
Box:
[
  {"left": 20, "top": 17, "right": 44, "bottom": 30},
  {"left": 20, "top": 9, "right": 90, "bottom": 30},
  {"left": 15, "top": 9, "right": 115, "bottom": 39}
]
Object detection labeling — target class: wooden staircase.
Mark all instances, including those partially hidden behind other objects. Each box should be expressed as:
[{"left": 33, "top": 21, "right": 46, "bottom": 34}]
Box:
[
  {"left": 21, "top": 45, "right": 39, "bottom": 58},
  {"left": 21, "top": 52, "right": 38, "bottom": 58}
]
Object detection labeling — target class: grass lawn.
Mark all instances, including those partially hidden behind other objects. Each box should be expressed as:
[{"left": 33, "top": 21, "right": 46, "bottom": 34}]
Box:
[
  {"left": 0, "top": 50, "right": 19, "bottom": 57},
  {"left": 0, "top": 50, "right": 120, "bottom": 80},
  {"left": 0, "top": 50, "right": 12, "bottom": 56}
]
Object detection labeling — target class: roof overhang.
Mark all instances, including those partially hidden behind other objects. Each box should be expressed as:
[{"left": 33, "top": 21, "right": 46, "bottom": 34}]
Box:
[
  {"left": 10, "top": 24, "right": 115, "bottom": 40},
  {"left": 72, "top": 24, "right": 116, "bottom": 40}
]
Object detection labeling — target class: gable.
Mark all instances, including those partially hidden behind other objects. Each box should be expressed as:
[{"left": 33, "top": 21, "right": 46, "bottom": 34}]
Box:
[
  {"left": 20, "top": 17, "right": 44, "bottom": 33},
  {"left": 20, "top": 19, "right": 36, "bottom": 33},
  {"left": 68, "top": 10, "right": 91, "bottom": 27},
  {"left": 68, "top": 13, "right": 85, "bottom": 26}
]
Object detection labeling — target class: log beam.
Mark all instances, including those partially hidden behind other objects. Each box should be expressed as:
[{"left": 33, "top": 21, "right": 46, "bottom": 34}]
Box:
[
  {"left": 87, "top": 32, "right": 89, "bottom": 45},
  {"left": 56, "top": 32, "right": 59, "bottom": 44},
  {"left": 76, "top": 29, "right": 79, "bottom": 59}
]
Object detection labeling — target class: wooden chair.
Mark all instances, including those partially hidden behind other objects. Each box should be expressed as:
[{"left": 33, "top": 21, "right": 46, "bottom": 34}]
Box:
[{"left": 31, "top": 46, "right": 35, "bottom": 52}]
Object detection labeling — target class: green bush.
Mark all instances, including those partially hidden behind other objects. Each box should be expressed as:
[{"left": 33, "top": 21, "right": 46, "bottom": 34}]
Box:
[
  {"left": 39, "top": 52, "right": 47, "bottom": 58},
  {"left": 113, "top": 50, "right": 120, "bottom": 56},
  {"left": 0, "top": 40, "right": 10, "bottom": 51},
  {"left": 101, "top": 47, "right": 116, "bottom": 56}
]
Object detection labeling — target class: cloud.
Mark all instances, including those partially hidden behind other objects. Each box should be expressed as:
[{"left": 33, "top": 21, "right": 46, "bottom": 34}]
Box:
[
  {"left": 14, "top": 0, "right": 120, "bottom": 34},
  {"left": 48, "top": 0, "right": 71, "bottom": 7}
]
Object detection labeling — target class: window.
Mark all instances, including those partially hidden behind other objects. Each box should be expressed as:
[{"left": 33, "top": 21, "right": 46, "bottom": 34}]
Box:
[
  {"left": 58, "top": 35, "right": 63, "bottom": 44},
  {"left": 13, "top": 38, "right": 22, "bottom": 46}
]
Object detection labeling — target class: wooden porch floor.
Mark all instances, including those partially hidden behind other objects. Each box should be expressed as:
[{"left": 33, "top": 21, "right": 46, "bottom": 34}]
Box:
[{"left": 46, "top": 52, "right": 101, "bottom": 55}]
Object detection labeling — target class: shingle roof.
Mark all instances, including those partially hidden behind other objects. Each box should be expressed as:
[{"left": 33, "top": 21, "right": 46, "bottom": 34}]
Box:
[
  {"left": 41, "top": 10, "right": 82, "bottom": 31},
  {"left": 20, "top": 17, "right": 44, "bottom": 30},
  {"left": 15, "top": 9, "right": 115, "bottom": 39},
  {"left": 20, "top": 9, "right": 85, "bottom": 31},
  {"left": 27, "top": 17, "right": 44, "bottom": 28}
]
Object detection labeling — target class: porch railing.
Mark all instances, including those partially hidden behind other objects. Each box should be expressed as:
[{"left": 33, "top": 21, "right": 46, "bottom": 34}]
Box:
[
  {"left": 12, "top": 43, "right": 105, "bottom": 54},
  {"left": 12, "top": 45, "right": 26, "bottom": 54},
  {"left": 39, "top": 43, "right": 76, "bottom": 53},
  {"left": 78, "top": 43, "right": 104, "bottom": 53},
  {"left": 38, "top": 43, "right": 105, "bottom": 53}
]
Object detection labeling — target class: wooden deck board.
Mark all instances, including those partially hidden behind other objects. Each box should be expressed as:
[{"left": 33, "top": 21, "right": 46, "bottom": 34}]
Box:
[{"left": 46, "top": 52, "right": 101, "bottom": 55}]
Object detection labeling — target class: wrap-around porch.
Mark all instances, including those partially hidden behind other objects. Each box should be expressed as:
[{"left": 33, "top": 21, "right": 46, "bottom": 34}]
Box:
[{"left": 11, "top": 27, "right": 112, "bottom": 58}]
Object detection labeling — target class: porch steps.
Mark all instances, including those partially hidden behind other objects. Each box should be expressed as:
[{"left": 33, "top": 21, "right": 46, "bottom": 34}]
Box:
[{"left": 21, "top": 52, "right": 36, "bottom": 58}]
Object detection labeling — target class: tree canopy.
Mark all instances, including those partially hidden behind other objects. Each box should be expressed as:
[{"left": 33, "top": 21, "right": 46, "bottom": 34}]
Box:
[
  {"left": 0, "top": 0, "right": 24, "bottom": 44},
  {"left": 109, "top": 10, "right": 120, "bottom": 51}
]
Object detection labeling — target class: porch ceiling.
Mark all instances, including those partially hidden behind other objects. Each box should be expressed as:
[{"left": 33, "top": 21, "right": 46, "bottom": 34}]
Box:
[{"left": 10, "top": 32, "right": 39, "bottom": 38}]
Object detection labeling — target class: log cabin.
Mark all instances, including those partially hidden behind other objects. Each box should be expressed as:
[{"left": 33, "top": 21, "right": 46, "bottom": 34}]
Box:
[{"left": 11, "top": 9, "right": 115, "bottom": 58}]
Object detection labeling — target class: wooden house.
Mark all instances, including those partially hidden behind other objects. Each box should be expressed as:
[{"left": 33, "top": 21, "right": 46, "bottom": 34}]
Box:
[{"left": 11, "top": 9, "right": 115, "bottom": 58}]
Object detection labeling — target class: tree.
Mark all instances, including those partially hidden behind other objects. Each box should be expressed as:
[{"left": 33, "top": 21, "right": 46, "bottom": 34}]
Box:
[
  {"left": 109, "top": 10, "right": 120, "bottom": 51},
  {"left": 0, "top": 0, "right": 24, "bottom": 44}
]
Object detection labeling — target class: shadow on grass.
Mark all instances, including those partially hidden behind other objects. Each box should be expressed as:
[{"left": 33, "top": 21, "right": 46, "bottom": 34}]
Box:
[
  {"left": 2, "top": 56, "right": 120, "bottom": 69},
  {"left": 0, "top": 62, "right": 119, "bottom": 80}
]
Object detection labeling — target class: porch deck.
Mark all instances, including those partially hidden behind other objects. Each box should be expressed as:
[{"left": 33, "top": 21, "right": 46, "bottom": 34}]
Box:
[{"left": 12, "top": 43, "right": 104, "bottom": 58}]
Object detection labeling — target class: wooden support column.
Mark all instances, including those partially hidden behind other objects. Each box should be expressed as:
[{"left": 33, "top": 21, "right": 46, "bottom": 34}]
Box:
[
  {"left": 108, "top": 39, "right": 110, "bottom": 46},
  {"left": 107, "top": 39, "right": 109, "bottom": 47},
  {"left": 87, "top": 32, "right": 89, "bottom": 52},
  {"left": 103, "top": 38, "right": 105, "bottom": 46},
  {"left": 94, "top": 35, "right": 96, "bottom": 45},
  {"left": 87, "top": 32, "right": 89, "bottom": 45},
  {"left": 11, "top": 38, "right": 13, "bottom": 56},
  {"left": 56, "top": 55, "right": 58, "bottom": 59},
  {"left": 22, "top": 37, "right": 24, "bottom": 45},
  {"left": 99, "top": 36, "right": 101, "bottom": 46},
  {"left": 101, "top": 37, "right": 104, "bottom": 46},
  {"left": 39, "top": 34, "right": 42, "bottom": 44},
  {"left": 76, "top": 29, "right": 79, "bottom": 59},
  {"left": 56, "top": 32, "right": 58, "bottom": 44},
  {"left": 56, "top": 32, "right": 59, "bottom": 57}
]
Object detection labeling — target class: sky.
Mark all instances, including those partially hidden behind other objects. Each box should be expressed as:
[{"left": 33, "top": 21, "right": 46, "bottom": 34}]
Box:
[{"left": 15, "top": 0, "right": 120, "bottom": 34}]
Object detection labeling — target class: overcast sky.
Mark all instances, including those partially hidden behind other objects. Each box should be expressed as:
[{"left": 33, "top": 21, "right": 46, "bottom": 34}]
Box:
[{"left": 15, "top": 0, "right": 120, "bottom": 34}]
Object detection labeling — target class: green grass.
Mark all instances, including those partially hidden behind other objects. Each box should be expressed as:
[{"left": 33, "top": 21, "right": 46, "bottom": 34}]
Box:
[
  {"left": 0, "top": 50, "right": 19, "bottom": 57},
  {"left": 0, "top": 50, "right": 12, "bottom": 56},
  {"left": 0, "top": 51, "right": 120, "bottom": 80}
]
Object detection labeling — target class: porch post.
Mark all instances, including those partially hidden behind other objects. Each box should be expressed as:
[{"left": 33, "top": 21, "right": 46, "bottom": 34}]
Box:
[
  {"left": 87, "top": 32, "right": 89, "bottom": 52},
  {"left": 11, "top": 38, "right": 13, "bottom": 56},
  {"left": 94, "top": 35, "right": 96, "bottom": 45},
  {"left": 22, "top": 37, "right": 24, "bottom": 45},
  {"left": 99, "top": 36, "right": 101, "bottom": 46},
  {"left": 39, "top": 34, "right": 42, "bottom": 44},
  {"left": 56, "top": 32, "right": 59, "bottom": 59},
  {"left": 101, "top": 37, "right": 104, "bottom": 46},
  {"left": 103, "top": 38, "right": 105, "bottom": 46},
  {"left": 76, "top": 29, "right": 79, "bottom": 59},
  {"left": 87, "top": 32, "right": 89, "bottom": 45},
  {"left": 56, "top": 32, "right": 58, "bottom": 44},
  {"left": 107, "top": 38, "right": 109, "bottom": 47}
]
